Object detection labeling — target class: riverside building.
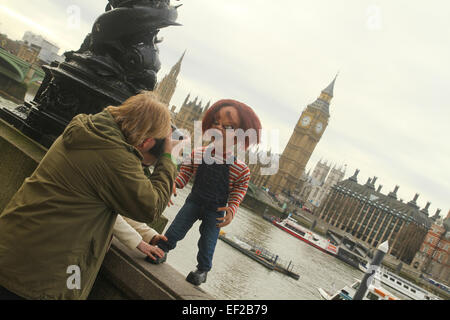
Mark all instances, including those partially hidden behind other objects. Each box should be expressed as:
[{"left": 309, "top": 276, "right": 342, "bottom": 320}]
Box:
[
  {"left": 412, "top": 211, "right": 450, "bottom": 285},
  {"left": 298, "top": 160, "right": 346, "bottom": 208},
  {"left": 318, "top": 169, "right": 436, "bottom": 264}
]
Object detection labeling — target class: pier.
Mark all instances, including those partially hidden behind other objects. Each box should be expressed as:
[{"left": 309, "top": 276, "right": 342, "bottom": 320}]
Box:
[{"left": 218, "top": 232, "right": 300, "bottom": 280}]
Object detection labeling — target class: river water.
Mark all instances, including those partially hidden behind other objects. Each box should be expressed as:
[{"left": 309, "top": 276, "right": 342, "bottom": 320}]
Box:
[
  {"left": 1, "top": 95, "right": 407, "bottom": 300},
  {"left": 161, "top": 184, "right": 367, "bottom": 300}
]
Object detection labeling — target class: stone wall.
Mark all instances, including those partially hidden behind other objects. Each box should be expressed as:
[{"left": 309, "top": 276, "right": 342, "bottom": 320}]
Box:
[
  {"left": 241, "top": 193, "right": 286, "bottom": 219},
  {"left": 0, "top": 118, "right": 45, "bottom": 212},
  {"left": 0, "top": 74, "right": 27, "bottom": 103}
]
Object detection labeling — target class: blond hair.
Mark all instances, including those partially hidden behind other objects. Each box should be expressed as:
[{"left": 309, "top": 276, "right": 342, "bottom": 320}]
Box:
[{"left": 106, "top": 91, "right": 171, "bottom": 146}]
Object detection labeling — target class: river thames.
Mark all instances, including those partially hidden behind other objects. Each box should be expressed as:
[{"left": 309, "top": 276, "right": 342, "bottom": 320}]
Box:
[{"left": 160, "top": 184, "right": 366, "bottom": 300}]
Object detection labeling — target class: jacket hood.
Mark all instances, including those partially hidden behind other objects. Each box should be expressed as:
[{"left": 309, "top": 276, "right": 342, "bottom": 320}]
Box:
[{"left": 62, "top": 110, "right": 142, "bottom": 159}]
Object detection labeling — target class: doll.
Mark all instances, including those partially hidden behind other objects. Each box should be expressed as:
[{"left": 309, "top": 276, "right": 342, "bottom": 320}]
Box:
[{"left": 149, "top": 99, "right": 261, "bottom": 286}]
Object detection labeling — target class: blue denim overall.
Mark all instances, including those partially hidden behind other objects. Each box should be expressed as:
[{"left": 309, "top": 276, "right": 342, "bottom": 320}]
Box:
[{"left": 159, "top": 154, "right": 231, "bottom": 272}]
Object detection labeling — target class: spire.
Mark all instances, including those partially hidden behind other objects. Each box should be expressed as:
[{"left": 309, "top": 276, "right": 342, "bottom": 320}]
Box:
[
  {"left": 367, "top": 177, "right": 376, "bottom": 190},
  {"left": 323, "top": 72, "right": 338, "bottom": 98},
  {"left": 183, "top": 93, "right": 191, "bottom": 105},
  {"left": 155, "top": 50, "right": 186, "bottom": 106},
  {"left": 308, "top": 73, "right": 338, "bottom": 116},
  {"left": 170, "top": 49, "right": 186, "bottom": 78},
  {"left": 370, "top": 176, "right": 378, "bottom": 189},
  {"left": 203, "top": 100, "right": 211, "bottom": 114}
]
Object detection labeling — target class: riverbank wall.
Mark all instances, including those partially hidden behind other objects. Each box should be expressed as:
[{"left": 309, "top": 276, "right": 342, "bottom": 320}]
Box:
[
  {"left": 241, "top": 193, "right": 286, "bottom": 219},
  {"left": 0, "top": 74, "right": 27, "bottom": 103}
]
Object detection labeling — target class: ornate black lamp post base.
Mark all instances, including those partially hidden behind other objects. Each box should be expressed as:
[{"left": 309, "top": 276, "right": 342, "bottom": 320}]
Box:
[{"left": 0, "top": 0, "right": 181, "bottom": 148}]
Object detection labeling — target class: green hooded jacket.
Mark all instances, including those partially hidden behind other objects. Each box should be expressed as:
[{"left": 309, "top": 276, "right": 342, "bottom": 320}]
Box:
[{"left": 0, "top": 110, "right": 177, "bottom": 300}]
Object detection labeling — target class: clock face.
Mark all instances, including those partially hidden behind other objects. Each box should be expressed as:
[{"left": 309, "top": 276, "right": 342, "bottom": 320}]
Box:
[
  {"left": 315, "top": 122, "right": 323, "bottom": 133},
  {"left": 301, "top": 116, "right": 311, "bottom": 127}
]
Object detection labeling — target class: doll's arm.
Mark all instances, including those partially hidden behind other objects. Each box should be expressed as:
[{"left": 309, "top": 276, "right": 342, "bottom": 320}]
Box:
[
  {"left": 175, "top": 148, "right": 203, "bottom": 189},
  {"left": 227, "top": 166, "right": 250, "bottom": 217},
  {"left": 175, "top": 164, "right": 195, "bottom": 189}
]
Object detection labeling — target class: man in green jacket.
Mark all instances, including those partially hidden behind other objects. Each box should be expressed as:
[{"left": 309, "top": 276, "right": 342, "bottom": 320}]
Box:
[{"left": 0, "top": 91, "right": 178, "bottom": 300}]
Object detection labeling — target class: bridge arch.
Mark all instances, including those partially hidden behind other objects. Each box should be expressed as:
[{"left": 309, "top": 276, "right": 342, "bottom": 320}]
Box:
[
  {"left": 28, "top": 67, "right": 45, "bottom": 85},
  {"left": 0, "top": 54, "right": 25, "bottom": 83}
]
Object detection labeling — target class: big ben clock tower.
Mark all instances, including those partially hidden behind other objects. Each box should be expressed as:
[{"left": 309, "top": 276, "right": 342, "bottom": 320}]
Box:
[{"left": 267, "top": 75, "right": 337, "bottom": 196}]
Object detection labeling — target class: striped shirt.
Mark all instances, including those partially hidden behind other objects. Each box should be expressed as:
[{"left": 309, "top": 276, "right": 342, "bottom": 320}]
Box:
[{"left": 175, "top": 146, "right": 250, "bottom": 217}]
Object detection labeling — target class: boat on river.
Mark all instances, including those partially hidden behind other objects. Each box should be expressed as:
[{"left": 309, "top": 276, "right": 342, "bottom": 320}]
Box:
[
  {"left": 318, "top": 279, "right": 400, "bottom": 300},
  {"left": 272, "top": 217, "right": 338, "bottom": 256},
  {"left": 218, "top": 231, "right": 300, "bottom": 280},
  {"left": 420, "top": 275, "right": 450, "bottom": 294},
  {"left": 262, "top": 214, "right": 278, "bottom": 223},
  {"left": 358, "top": 263, "right": 441, "bottom": 300}
]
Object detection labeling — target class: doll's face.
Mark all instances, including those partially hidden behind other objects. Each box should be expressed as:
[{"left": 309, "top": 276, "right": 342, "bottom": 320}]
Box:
[{"left": 211, "top": 106, "right": 241, "bottom": 152}]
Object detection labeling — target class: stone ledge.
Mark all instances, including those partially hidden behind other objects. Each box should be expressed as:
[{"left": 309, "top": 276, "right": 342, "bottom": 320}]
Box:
[
  {"left": 0, "top": 118, "right": 47, "bottom": 163},
  {"left": 90, "top": 238, "right": 215, "bottom": 300}
]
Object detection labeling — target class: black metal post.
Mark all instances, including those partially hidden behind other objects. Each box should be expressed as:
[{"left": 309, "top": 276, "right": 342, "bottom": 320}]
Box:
[
  {"left": 353, "top": 241, "right": 389, "bottom": 300},
  {"left": 274, "top": 255, "right": 279, "bottom": 265}
]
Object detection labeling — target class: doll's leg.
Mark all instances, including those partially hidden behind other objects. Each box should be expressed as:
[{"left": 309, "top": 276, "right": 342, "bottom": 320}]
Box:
[
  {"left": 158, "top": 200, "right": 200, "bottom": 253},
  {"left": 196, "top": 210, "right": 225, "bottom": 272}
]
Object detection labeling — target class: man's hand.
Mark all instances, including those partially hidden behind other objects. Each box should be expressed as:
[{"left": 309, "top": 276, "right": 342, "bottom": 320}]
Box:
[
  {"left": 168, "top": 182, "right": 177, "bottom": 207},
  {"left": 150, "top": 234, "right": 168, "bottom": 246},
  {"left": 216, "top": 207, "right": 234, "bottom": 228},
  {"left": 136, "top": 240, "right": 165, "bottom": 261}
]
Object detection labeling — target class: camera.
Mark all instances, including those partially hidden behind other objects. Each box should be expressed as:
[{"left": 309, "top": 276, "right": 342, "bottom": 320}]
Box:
[{"left": 147, "top": 124, "right": 184, "bottom": 157}]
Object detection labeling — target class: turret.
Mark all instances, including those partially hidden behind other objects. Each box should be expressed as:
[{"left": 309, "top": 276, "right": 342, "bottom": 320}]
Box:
[
  {"left": 349, "top": 169, "right": 360, "bottom": 182},
  {"left": 388, "top": 185, "right": 399, "bottom": 199},
  {"left": 420, "top": 202, "right": 431, "bottom": 216}
]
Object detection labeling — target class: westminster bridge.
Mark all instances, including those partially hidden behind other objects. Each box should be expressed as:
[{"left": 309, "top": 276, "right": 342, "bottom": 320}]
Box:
[{"left": 0, "top": 47, "right": 45, "bottom": 103}]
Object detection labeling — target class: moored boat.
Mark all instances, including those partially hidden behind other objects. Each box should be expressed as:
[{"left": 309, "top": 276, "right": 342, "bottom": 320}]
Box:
[
  {"left": 358, "top": 263, "right": 441, "bottom": 300},
  {"left": 218, "top": 231, "right": 300, "bottom": 280},
  {"left": 421, "top": 275, "right": 450, "bottom": 294},
  {"left": 273, "top": 217, "right": 337, "bottom": 256},
  {"left": 318, "top": 279, "right": 400, "bottom": 300}
]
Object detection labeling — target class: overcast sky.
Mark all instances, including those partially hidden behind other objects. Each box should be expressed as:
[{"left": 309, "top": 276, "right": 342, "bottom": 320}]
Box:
[{"left": 1, "top": 0, "right": 448, "bottom": 217}]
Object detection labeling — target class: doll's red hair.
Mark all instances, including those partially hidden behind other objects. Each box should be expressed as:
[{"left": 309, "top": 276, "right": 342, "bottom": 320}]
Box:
[{"left": 202, "top": 99, "right": 262, "bottom": 150}]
